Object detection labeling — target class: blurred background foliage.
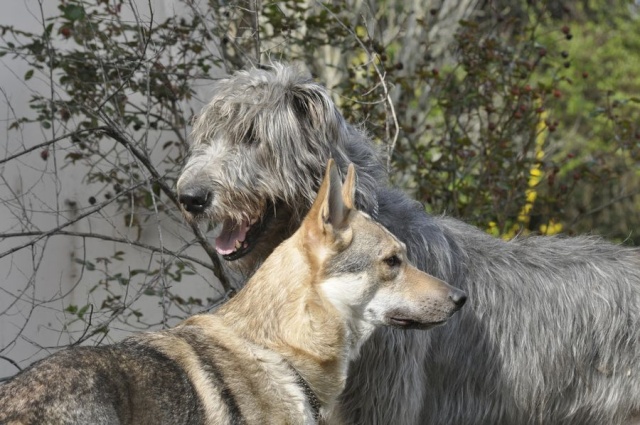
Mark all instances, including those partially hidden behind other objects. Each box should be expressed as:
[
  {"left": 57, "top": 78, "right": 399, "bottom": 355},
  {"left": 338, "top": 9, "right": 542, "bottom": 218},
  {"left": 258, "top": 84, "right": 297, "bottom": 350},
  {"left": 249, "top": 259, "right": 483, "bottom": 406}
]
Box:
[{"left": 299, "top": 0, "right": 640, "bottom": 242}]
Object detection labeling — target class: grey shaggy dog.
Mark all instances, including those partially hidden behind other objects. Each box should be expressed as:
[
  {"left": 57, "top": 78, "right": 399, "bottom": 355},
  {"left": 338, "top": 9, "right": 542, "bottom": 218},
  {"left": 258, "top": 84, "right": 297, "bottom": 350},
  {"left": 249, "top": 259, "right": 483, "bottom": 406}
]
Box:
[{"left": 177, "top": 63, "right": 640, "bottom": 425}]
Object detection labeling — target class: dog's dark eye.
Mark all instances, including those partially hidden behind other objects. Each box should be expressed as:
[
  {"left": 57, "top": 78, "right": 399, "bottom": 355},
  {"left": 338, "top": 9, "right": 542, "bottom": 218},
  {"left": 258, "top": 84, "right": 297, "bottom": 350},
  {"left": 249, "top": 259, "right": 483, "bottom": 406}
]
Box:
[{"left": 383, "top": 255, "right": 401, "bottom": 268}]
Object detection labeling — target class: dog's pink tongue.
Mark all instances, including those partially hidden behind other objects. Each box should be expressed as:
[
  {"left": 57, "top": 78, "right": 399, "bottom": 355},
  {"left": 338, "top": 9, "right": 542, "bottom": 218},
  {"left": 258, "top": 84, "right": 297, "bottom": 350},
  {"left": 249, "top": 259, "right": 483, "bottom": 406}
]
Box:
[{"left": 215, "top": 221, "right": 250, "bottom": 255}]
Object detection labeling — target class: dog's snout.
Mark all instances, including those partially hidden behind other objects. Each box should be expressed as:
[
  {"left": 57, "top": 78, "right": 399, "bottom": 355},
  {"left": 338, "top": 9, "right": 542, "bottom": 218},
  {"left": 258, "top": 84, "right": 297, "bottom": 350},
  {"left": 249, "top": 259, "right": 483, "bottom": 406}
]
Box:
[
  {"left": 448, "top": 288, "right": 467, "bottom": 308},
  {"left": 179, "top": 186, "right": 212, "bottom": 214}
]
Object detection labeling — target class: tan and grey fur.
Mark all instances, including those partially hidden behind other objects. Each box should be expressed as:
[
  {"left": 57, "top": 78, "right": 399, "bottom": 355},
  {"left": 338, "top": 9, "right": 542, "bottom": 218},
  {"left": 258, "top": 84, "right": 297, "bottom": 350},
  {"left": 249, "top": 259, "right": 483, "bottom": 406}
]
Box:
[
  {"left": 0, "top": 161, "right": 465, "bottom": 425},
  {"left": 177, "top": 63, "right": 640, "bottom": 425}
]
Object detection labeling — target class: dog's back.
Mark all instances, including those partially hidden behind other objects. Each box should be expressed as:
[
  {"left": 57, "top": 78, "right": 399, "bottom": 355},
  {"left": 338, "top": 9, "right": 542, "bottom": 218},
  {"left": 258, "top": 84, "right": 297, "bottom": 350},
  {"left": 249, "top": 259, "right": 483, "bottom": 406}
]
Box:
[
  {"left": 0, "top": 339, "right": 205, "bottom": 424},
  {"left": 0, "top": 322, "right": 315, "bottom": 425}
]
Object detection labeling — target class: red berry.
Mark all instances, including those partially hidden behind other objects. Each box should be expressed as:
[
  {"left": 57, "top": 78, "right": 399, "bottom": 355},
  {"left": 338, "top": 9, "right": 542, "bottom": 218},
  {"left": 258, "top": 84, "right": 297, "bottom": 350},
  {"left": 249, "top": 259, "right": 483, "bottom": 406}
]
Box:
[
  {"left": 40, "top": 149, "right": 49, "bottom": 161},
  {"left": 561, "top": 25, "right": 570, "bottom": 34},
  {"left": 59, "top": 109, "right": 71, "bottom": 121}
]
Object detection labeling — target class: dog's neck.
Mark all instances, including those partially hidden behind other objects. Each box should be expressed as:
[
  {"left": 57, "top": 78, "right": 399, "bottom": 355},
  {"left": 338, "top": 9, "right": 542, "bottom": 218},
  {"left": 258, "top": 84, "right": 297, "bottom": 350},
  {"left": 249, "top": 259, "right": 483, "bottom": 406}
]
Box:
[{"left": 215, "top": 235, "right": 363, "bottom": 408}]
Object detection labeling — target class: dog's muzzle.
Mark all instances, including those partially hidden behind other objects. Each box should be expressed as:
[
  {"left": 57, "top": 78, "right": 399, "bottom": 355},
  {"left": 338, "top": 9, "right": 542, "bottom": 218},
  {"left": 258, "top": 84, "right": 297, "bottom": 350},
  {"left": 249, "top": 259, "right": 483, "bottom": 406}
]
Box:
[{"left": 179, "top": 186, "right": 212, "bottom": 215}]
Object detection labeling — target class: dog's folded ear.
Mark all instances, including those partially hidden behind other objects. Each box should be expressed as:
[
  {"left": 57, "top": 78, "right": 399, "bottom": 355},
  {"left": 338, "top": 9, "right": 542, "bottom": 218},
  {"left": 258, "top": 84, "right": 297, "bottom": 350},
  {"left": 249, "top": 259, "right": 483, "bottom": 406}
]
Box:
[{"left": 302, "top": 159, "right": 356, "bottom": 261}]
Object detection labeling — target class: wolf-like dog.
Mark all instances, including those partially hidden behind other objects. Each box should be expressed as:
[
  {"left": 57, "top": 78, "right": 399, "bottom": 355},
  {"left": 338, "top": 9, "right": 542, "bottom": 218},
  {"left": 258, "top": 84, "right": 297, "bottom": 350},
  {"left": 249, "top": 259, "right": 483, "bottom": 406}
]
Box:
[
  {"left": 0, "top": 161, "right": 466, "bottom": 425},
  {"left": 177, "top": 63, "right": 640, "bottom": 425}
]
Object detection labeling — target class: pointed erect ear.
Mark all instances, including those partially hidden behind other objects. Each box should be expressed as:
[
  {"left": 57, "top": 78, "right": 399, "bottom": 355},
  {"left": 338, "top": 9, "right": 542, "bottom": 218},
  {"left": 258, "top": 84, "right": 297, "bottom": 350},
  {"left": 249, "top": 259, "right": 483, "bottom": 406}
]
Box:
[
  {"left": 303, "top": 159, "right": 355, "bottom": 253},
  {"left": 305, "top": 158, "right": 334, "bottom": 233},
  {"left": 342, "top": 163, "right": 356, "bottom": 210},
  {"left": 320, "top": 160, "right": 353, "bottom": 232}
]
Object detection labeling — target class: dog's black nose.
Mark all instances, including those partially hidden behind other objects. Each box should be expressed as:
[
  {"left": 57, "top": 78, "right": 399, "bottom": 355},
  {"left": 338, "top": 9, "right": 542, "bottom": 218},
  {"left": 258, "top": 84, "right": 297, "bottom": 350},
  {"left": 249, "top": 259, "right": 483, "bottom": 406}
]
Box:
[
  {"left": 179, "top": 186, "right": 212, "bottom": 214},
  {"left": 449, "top": 288, "right": 467, "bottom": 308}
]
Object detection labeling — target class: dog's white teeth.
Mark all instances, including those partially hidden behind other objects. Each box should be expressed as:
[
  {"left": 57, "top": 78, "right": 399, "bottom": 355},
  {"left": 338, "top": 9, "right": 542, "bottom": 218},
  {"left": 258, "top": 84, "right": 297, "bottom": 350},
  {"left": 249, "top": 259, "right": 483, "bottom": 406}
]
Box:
[
  {"left": 235, "top": 240, "right": 243, "bottom": 250},
  {"left": 250, "top": 218, "right": 257, "bottom": 225},
  {"left": 243, "top": 242, "right": 248, "bottom": 248}
]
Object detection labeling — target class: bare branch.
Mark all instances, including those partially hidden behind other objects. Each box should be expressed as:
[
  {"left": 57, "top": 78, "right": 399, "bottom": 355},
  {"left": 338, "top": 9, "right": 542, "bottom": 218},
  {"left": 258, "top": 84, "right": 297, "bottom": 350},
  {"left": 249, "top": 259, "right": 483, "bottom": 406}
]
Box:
[
  {"left": 0, "top": 230, "right": 212, "bottom": 271},
  {"left": 99, "top": 125, "right": 230, "bottom": 291},
  {"left": 315, "top": 2, "right": 399, "bottom": 173},
  {"left": 0, "top": 181, "right": 147, "bottom": 259},
  {"left": 0, "top": 127, "right": 107, "bottom": 166}
]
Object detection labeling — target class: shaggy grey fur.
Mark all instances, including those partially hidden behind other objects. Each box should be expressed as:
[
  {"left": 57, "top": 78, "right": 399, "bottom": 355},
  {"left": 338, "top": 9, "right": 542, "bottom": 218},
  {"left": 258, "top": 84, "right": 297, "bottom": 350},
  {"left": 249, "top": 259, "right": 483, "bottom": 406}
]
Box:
[{"left": 177, "top": 63, "right": 640, "bottom": 425}]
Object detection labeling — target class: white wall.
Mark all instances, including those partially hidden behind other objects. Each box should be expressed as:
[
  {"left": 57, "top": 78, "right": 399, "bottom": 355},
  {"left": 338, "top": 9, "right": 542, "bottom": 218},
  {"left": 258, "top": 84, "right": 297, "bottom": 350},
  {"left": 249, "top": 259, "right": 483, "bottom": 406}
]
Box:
[{"left": 0, "top": 0, "right": 218, "bottom": 378}]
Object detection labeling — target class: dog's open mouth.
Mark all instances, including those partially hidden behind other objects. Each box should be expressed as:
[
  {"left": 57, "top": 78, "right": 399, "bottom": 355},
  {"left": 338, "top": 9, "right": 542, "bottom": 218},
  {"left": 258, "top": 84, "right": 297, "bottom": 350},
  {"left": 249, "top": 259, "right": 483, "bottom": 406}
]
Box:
[{"left": 214, "top": 207, "right": 273, "bottom": 261}]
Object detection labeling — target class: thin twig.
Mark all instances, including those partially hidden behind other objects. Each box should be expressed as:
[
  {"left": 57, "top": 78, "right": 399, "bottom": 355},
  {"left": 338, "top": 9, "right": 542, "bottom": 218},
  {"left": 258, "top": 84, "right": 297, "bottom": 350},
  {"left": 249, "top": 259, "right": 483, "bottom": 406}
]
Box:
[
  {"left": 0, "top": 230, "right": 213, "bottom": 271},
  {"left": 0, "top": 182, "right": 146, "bottom": 260},
  {"left": 0, "top": 127, "right": 107, "bottom": 166},
  {"left": 252, "top": 0, "right": 261, "bottom": 65},
  {"left": 99, "top": 125, "right": 230, "bottom": 291},
  {"left": 315, "top": 1, "right": 399, "bottom": 174},
  {"left": 569, "top": 189, "right": 640, "bottom": 229},
  {"left": 0, "top": 355, "right": 21, "bottom": 372}
]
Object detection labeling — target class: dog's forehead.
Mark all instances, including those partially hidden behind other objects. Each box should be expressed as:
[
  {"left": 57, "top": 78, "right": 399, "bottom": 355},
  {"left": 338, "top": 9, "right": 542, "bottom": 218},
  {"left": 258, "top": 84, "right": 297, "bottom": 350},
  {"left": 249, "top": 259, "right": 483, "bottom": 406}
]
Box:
[
  {"left": 325, "top": 216, "right": 405, "bottom": 277},
  {"left": 180, "top": 138, "right": 230, "bottom": 177},
  {"left": 358, "top": 212, "right": 405, "bottom": 250}
]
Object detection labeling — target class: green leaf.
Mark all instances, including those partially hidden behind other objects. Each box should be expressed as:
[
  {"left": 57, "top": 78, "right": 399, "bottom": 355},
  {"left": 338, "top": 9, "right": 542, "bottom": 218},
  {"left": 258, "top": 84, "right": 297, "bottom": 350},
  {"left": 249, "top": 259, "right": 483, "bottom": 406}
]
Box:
[
  {"left": 143, "top": 190, "right": 153, "bottom": 208},
  {"left": 77, "top": 304, "right": 89, "bottom": 318},
  {"left": 62, "top": 4, "right": 85, "bottom": 21},
  {"left": 24, "top": 69, "right": 34, "bottom": 80}
]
